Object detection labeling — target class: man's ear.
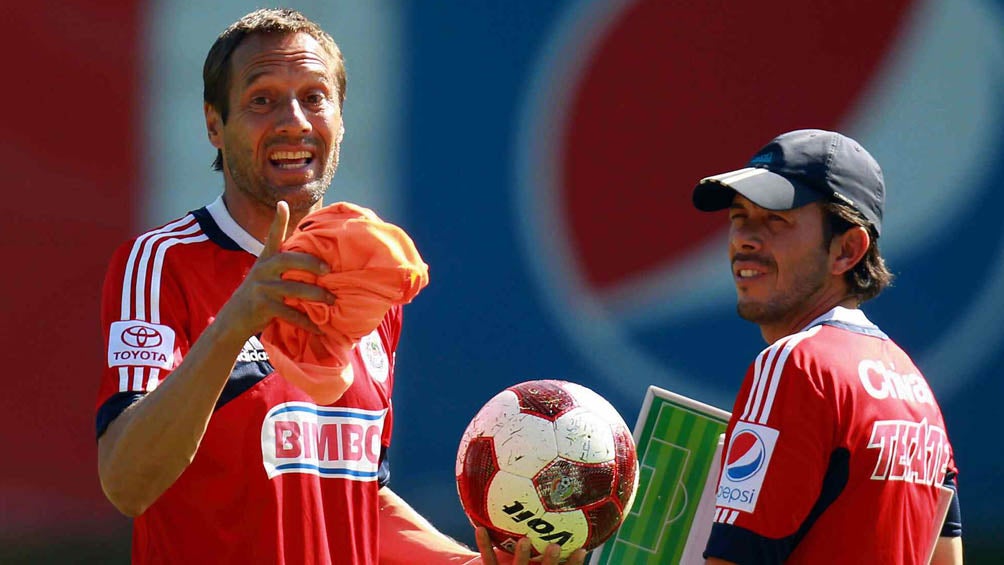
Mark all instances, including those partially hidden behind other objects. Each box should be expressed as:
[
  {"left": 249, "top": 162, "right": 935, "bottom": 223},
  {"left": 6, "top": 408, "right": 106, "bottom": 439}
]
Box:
[
  {"left": 205, "top": 103, "right": 223, "bottom": 149},
  {"left": 831, "top": 226, "right": 870, "bottom": 276}
]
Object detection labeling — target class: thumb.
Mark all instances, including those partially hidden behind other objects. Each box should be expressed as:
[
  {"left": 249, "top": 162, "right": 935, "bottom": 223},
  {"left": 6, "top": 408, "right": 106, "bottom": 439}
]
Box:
[{"left": 261, "top": 200, "right": 290, "bottom": 259}]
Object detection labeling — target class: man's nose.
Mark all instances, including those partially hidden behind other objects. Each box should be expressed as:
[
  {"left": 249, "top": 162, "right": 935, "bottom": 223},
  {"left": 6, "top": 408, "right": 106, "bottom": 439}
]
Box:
[
  {"left": 275, "top": 98, "right": 312, "bottom": 136},
  {"left": 730, "top": 223, "right": 763, "bottom": 252}
]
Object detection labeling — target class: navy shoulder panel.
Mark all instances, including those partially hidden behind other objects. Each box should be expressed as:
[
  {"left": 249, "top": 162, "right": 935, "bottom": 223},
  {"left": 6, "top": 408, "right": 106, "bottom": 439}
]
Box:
[
  {"left": 216, "top": 357, "right": 274, "bottom": 409},
  {"left": 704, "top": 522, "right": 788, "bottom": 564},
  {"left": 96, "top": 392, "right": 145, "bottom": 440},
  {"left": 941, "top": 472, "right": 963, "bottom": 537},
  {"left": 97, "top": 351, "right": 274, "bottom": 439},
  {"left": 191, "top": 207, "right": 243, "bottom": 251},
  {"left": 378, "top": 448, "right": 391, "bottom": 488}
]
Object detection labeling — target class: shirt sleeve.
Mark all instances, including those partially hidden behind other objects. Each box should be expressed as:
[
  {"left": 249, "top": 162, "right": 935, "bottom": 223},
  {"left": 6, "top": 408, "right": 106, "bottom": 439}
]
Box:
[
  {"left": 706, "top": 333, "right": 836, "bottom": 562},
  {"left": 941, "top": 471, "right": 962, "bottom": 538},
  {"left": 95, "top": 238, "right": 191, "bottom": 438}
]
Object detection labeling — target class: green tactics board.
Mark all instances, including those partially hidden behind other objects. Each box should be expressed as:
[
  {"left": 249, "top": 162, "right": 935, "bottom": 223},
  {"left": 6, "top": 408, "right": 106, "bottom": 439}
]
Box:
[{"left": 590, "top": 386, "right": 730, "bottom": 565}]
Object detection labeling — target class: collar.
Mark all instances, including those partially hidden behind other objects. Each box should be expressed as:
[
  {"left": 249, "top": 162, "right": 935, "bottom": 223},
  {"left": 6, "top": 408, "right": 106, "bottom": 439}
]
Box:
[
  {"left": 800, "top": 305, "right": 887, "bottom": 339},
  {"left": 206, "top": 195, "right": 265, "bottom": 257}
]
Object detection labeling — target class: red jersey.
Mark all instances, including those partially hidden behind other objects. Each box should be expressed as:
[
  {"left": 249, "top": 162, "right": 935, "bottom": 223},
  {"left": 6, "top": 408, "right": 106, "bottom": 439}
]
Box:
[
  {"left": 705, "top": 307, "right": 959, "bottom": 564},
  {"left": 97, "top": 196, "right": 401, "bottom": 564}
]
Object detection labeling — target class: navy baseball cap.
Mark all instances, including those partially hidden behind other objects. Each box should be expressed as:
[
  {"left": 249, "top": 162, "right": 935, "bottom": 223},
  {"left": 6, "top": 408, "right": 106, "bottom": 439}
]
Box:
[{"left": 692, "top": 129, "right": 885, "bottom": 236}]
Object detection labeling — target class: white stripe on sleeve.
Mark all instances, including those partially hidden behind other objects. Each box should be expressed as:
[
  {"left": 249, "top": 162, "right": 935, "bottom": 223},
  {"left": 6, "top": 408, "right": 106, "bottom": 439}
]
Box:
[
  {"left": 119, "top": 216, "right": 196, "bottom": 320},
  {"left": 134, "top": 223, "right": 202, "bottom": 321},
  {"left": 742, "top": 335, "right": 792, "bottom": 421},
  {"left": 755, "top": 328, "right": 821, "bottom": 424},
  {"left": 118, "top": 367, "right": 130, "bottom": 393},
  {"left": 149, "top": 233, "right": 208, "bottom": 324}
]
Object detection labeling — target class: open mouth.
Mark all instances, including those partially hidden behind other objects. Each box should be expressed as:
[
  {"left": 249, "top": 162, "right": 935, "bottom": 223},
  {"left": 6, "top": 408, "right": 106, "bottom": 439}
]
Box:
[
  {"left": 732, "top": 255, "right": 772, "bottom": 282},
  {"left": 269, "top": 150, "right": 314, "bottom": 170}
]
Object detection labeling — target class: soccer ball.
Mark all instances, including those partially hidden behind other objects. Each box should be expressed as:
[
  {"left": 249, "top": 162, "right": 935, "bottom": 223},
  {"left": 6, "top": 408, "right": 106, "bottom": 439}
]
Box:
[{"left": 455, "top": 380, "right": 639, "bottom": 561}]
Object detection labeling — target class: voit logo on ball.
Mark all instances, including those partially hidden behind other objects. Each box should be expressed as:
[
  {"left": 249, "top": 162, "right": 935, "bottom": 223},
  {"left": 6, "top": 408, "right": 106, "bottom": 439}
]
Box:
[{"left": 716, "top": 422, "right": 779, "bottom": 513}]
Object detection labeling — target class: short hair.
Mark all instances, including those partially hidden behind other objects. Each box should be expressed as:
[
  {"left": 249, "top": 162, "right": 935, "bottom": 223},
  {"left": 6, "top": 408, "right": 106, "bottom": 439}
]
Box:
[
  {"left": 821, "top": 200, "right": 894, "bottom": 303},
  {"left": 203, "top": 8, "right": 347, "bottom": 171}
]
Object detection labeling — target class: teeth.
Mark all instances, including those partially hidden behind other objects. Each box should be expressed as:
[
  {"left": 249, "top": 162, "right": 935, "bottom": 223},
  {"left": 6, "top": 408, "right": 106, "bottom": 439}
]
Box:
[
  {"left": 739, "top": 269, "right": 758, "bottom": 278},
  {"left": 270, "top": 150, "right": 313, "bottom": 160}
]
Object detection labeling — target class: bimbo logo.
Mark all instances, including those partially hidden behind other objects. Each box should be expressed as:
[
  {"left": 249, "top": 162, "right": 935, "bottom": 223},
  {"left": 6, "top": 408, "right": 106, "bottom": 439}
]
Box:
[
  {"left": 724, "top": 430, "right": 765, "bottom": 482},
  {"left": 261, "top": 402, "right": 386, "bottom": 481},
  {"left": 121, "top": 325, "right": 162, "bottom": 348}
]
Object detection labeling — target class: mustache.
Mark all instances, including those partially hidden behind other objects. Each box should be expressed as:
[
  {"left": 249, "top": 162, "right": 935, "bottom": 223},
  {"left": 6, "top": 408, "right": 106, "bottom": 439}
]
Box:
[
  {"left": 265, "top": 137, "right": 323, "bottom": 149},
  {"left": 732, "top": 253, "right": 774, "bottom": 268}
]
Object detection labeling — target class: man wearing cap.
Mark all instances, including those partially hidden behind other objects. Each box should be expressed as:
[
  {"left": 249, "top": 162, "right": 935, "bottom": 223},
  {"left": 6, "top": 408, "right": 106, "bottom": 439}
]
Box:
[{"left": 692, "top": 129, "right": 963, "bottom": 564}]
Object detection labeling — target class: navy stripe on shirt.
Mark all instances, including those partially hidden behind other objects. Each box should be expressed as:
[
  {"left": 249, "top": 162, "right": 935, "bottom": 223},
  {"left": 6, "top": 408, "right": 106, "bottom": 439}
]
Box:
[
  {"left": 95, "top": 358, "right": 274, "bottom": 440},
  {"left": 704, "top": 448, "right": 851, "bottom": 563}
]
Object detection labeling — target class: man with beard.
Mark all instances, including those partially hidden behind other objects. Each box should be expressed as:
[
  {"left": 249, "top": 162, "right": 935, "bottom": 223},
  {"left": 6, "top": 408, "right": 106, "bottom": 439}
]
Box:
[
  {"left": 94, "top": 9, "right": 583, "bottom": 565},
  {"left": 691, "top": 130, "right": 963, "bottom": 564}
]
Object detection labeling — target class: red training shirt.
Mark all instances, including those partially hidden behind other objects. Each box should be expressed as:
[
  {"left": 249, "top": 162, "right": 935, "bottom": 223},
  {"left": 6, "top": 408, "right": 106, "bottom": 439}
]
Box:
[
  {"left": 705, "top": 307, "right": 960, "bottom": 564},
  {"left": 97, "top": 196, "right": 401, "bottom": 564}
]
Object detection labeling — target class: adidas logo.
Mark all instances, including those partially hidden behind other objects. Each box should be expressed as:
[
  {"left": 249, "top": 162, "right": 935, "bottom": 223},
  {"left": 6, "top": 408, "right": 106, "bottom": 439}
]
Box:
[
  {"left": 748, "top": 152, "right": 774, "bottom": 166},
  {"left": 237, "top": 335, "right": 270, "bottom": 363}
]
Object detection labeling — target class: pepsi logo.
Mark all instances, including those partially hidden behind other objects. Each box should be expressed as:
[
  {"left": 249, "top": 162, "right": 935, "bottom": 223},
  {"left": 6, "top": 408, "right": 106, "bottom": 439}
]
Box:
[
  {"left": 516, "top": 0, "right": 1004, "bottom": 407},
  {"left": 121, "top": 325, "right": 163, "bottom": 348},
  {"left": 724, "top": 430, "right": 765, "bottom": 482}
]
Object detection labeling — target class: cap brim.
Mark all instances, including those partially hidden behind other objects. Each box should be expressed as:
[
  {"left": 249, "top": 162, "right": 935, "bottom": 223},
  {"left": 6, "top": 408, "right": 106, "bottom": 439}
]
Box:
[{"left": 692, "top": 167, "right": 826, "bottom": 212}]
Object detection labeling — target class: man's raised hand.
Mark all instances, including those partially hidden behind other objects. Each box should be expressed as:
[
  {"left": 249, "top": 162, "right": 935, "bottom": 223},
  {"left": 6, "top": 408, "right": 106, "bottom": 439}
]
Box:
[{"left": 217, "top": 201, "right": 333, "bottom": 338}]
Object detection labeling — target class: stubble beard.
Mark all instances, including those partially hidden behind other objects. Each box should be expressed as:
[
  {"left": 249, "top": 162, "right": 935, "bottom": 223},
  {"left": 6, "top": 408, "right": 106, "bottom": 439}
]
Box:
[
  {"left": 736, "top": 254, "right": 829, "bottom": 326},
  {"left": 226, "top": 143, "right": 339, "bottom": 214}
]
